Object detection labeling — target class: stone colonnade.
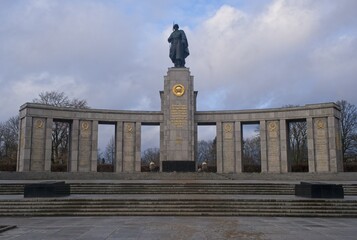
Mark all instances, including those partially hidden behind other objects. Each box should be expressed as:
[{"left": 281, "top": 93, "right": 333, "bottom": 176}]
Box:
[
  {"left": 17, "top": 68, "right": 343, "bottom": 173},
  {"left": 196, "top": 106, "right": 342, "bottom": 173},
  {"left": 17, "top": 106, "right": 161, "bottom": 173},
  {"left": 17, "top": 102, "right": 342, "bottom": 173}
]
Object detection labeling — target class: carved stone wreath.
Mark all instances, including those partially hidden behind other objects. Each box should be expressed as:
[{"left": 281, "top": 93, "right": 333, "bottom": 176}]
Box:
[{"left": 268, "top": 122, "right": 277, "bottom": 132}]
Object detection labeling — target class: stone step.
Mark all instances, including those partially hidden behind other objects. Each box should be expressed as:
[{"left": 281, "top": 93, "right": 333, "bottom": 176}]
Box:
[
  {"left": 1, "top": 204, "right": 355, "bottom": 211},
  {"left": 1, "top": 183, "right": 356, "bottom": 195},
  {"left": 2, "top": 212, "right": 356, "bottom": 217},
  {"left": 0, "top": 198, "right": 356, "bottom": 217},
  {"left": 1, "top": 199, "right": 355, "bottom": 205},
  {"left": 1, "top": 199, "right": 354, "bottom": 205}
]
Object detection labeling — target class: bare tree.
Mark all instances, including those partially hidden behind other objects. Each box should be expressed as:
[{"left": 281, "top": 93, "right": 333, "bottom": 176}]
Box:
[
  {"left": 0, "top": 116, "right": 19, "bottom": 167},
  {"left": 197, "top": 140, "right": 210, "bottom": 164},
  {"left": 242, "top": 135, "right": 261, "bottom": 167},
  {"left": 288, "top": 121, "right": 307, "bottom": 162},
  {"left": 287, "top": 121, "right": 308, "bottom": 171},
  {"left": 337, "top": 100, "right": 357, "bottom": 158},
  {"left": 197, "top": 139, "right": 216, "bottom": 166},
  {"left": 281, "top": 105, "right": 308, "bottom": 171},
  {"left": 33, "top": 91, "right": 88, "bottom": 108},
  {"left": 104, "top": 136, "right": 115, "bottom": 164},
  {"left": 141, "top": 148, "right": 160, "bottom": 166},
  {"left": 32, "top": 91, "right": 89, "bottom": 166},
  {"left": 0, "top": 122, "right": 5, "bottom": 160}
]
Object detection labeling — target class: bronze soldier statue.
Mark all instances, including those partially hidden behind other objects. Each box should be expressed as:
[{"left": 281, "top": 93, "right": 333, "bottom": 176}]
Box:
[{"left": 168, "top": 24, "right": 189, "bottom": 67}]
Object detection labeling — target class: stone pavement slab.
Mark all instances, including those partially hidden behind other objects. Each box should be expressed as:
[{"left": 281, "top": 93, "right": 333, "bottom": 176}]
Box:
[{"left": 0, "top": 216, "right": 356, "bottom": 240}]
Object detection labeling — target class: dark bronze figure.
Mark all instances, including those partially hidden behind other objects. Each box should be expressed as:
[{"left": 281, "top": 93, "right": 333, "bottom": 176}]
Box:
[{"left": 168, "top": 24, "right": 189, "bottom": 67}]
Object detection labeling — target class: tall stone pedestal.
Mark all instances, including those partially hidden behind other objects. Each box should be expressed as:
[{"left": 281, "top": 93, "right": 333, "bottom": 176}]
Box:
[{"left": 160, "top": 68, "right": 197, "bottom": 172}]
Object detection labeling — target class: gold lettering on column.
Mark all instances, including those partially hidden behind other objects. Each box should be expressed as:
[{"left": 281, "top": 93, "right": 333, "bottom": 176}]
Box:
[{"left": 170, "top": 104, "right": 187, "bottom": 127}]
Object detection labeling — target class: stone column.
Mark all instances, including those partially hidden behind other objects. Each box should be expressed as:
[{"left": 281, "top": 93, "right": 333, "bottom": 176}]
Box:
[
  {"left": 194, "top": 122, "right": 198, "bottom": 170},
  {"left": 306, "top": 117, "right": 316, "bottom": 172},
  {"left": 30, "top": 118, "right": 47, "bottom": 171},
  {"left": 161, "top": 68, "right": 196, "bottom": 171},
  {"left": 115, "top": 121, "right": 123, "bottom": 172},
  {"left": 267, "top": 120, "right": 281, "bottom": 173},
  {"left": 123, "top": 122, "right": 136, "bottom": 172},
  {"left": 78, "top": 120, "right": 92, "bottom": 172},
  {"left": 279, "top": 119, "right": 288, "bottom": 173},
  {"left": 260, "top": 120, "right": 268, "bottom": 173},
  {"left": 91, "top": 120, "right": 98, "bottom": 172},
  {"left": 44, "top": 118, "right": 53, "bottom": 171},
  {"left": 69, "top": 119, "right": 79, "bottom": 172},
  {"left": 327, "top": 116, "right": 340, "bottom": 172},
  {"left": 17, "top": 116, "right": 32, "bottom": 171},
  {"left": 328, "top": 116, "right": 343, "bottom": 172},
  {"left": 216, "top": 122, "right": 223, "bottom": 173},
  {"left": 222, "top": 122, "right": 235, "bottom": 173},
  {"left": 135, "top": 122, "right": 141, "bottom": 172},
  {"left": 234, "top": 121, "right": 242, "bottom": 173},
  {"left": 159, "top": 122, "right": 165, "bottom": 171},
  {"left": 314, "top": 118, "right": 330, "bottom": 172}
]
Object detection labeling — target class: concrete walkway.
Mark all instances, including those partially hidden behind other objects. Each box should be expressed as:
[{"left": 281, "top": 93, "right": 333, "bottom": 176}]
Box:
[{"left": 1, "top": 216, "right": 356, "bottom": 240}]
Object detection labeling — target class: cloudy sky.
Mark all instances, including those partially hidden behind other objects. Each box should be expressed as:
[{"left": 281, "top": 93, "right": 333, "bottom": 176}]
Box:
[{"left": 1, "top": 0, "right": 357, "bottom": 149}]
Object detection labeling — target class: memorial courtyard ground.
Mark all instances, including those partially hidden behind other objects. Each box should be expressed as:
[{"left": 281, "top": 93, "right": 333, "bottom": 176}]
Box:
[
  {"left": 0, "top": 172, "right": 356, "bottom": 239},
  {"left": 1, "top": 216, "right": 357, "bottom": 240}
]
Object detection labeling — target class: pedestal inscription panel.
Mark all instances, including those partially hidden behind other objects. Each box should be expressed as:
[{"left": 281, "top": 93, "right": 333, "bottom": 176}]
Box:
[{"left": 170, "top": 104, "right": 188, "bottom": 127}]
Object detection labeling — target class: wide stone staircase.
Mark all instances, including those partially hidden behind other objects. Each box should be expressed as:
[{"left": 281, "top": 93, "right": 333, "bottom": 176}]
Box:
[
  {"left": 1, "top": 182, "right": 357, "bottom": 195},
  {"left": 1, "top": 197, "right": 357, "bottom": 217},
  {"left": 0, "top": 182, "right": 296, "bottom": 195},
  {"left": 0, "top": 181, "right": 357, "bottom": 217}
]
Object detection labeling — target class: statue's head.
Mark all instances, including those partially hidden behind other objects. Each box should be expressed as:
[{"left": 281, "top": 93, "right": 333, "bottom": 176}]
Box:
[{"left": 173, "top": 24, "right": 179, "bottom": 30}]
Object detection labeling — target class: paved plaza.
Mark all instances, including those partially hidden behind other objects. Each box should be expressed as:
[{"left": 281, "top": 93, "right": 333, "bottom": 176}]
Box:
[{"left": 0, "top": 216, "right": 356, "bottom": 240}]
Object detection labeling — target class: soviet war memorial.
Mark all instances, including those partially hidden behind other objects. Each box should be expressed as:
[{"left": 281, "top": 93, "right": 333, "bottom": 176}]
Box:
[
  {"left": 15, "top": 23, "right": 343, "bottom": 175},
  {"left": 14, "top": 30, "right": 342, "bottom": 174},
  {"left": 1, "top": 1, "right": 357, "bottom": 239}
]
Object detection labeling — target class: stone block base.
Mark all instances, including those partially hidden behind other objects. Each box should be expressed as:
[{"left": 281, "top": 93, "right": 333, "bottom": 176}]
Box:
[
  {"left": 162, "top": 161, "right": 195, "bottom": 172},
  {"left": 295, "top": 182, "right": 344, "bottom": 198},
  {"left": 24, "top": 181, "right": 70, "bottom": 198}
]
